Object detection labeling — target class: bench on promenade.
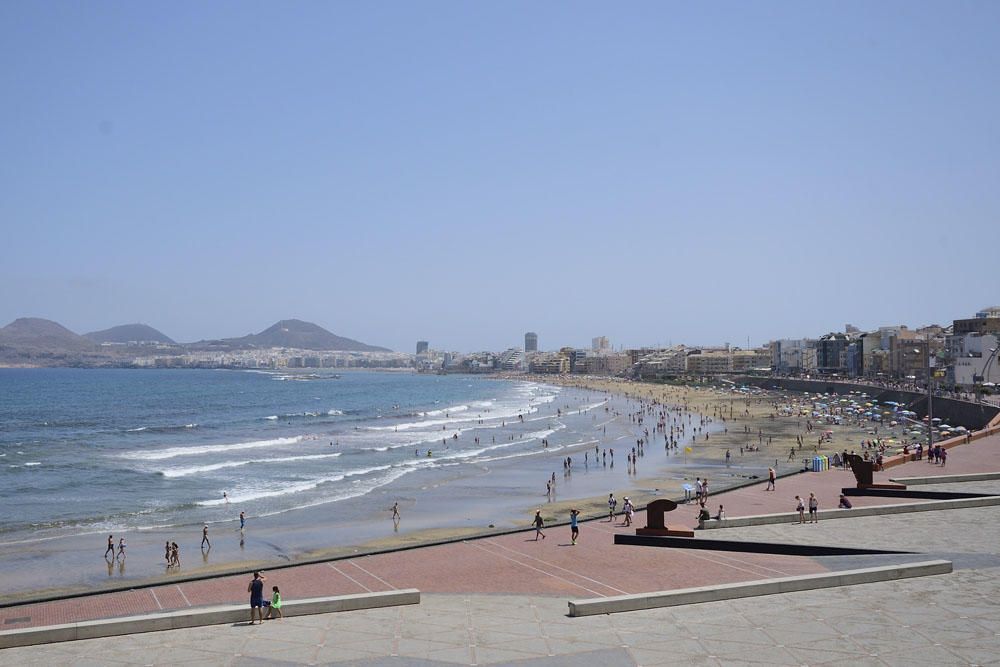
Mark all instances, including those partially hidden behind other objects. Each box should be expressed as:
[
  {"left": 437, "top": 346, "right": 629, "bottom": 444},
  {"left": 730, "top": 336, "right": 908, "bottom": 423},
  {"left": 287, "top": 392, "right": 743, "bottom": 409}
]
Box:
[{"left": 0, "top": 589, "right": 420, "bottom": 649}]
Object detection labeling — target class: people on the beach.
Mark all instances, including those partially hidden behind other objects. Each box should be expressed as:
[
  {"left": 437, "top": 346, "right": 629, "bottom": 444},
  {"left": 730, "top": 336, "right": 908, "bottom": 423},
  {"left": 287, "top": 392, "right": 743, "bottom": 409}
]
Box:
[
  {"left": 105, "top": 534, "right": 115, "bottom": 559},
  {"left": 248, "top": 571, "right": 267, "bottom": 624},
  {"left": 165, "top": 540, "right": 172, "bottom": 564},
  {"left": 795, "top": 495, "right": 805, "bottom": 524},
  {"left": 265, "top": 586, "right": 282, "bottom": 620},
  {"left": 116, "top": 536, "right": 126, "bottom": 561},
  {"left": 201, "top": 524, "right": 211, "bottom": 549},
  {"left": 532, "top": 510, "right": 546, "bottom": 540},
  {"left": 240, "top": 511, "right": 246, "bottom": 531},
  {"left": 170, "top": 542, "right": 180, "bottom": 567},
  {"left": 570, "top": 509, "right": 580, "bottom": 545}
]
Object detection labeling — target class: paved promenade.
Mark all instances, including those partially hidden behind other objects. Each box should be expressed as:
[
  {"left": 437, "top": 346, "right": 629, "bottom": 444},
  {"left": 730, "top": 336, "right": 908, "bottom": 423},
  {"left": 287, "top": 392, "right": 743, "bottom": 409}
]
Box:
[{"left": 2, "top": 432, "right": 999, "bottom": 664}]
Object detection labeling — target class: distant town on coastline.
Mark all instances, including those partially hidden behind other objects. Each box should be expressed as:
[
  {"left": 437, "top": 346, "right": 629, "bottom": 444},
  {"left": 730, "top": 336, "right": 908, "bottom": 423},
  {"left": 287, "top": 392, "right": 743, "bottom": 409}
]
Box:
[{"left": 1, "top": 307, "right": 998, "bottom": 394}]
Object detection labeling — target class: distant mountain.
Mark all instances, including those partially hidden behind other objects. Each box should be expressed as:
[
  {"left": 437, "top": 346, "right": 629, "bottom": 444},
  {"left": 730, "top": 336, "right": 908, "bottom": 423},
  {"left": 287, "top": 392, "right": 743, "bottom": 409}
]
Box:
[
  {"left": 0, "top": 318, "right": 98, "bottom": 352},
  {"left": 84, "top": 323, "right": 176, "bottom": 345},
  {"left": 216, "top": 319, "right": 390, "bottom": 352}
]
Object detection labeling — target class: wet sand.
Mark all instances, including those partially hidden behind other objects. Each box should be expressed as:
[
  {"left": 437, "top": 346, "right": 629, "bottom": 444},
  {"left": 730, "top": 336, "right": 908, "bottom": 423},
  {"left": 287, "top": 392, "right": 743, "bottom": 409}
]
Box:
[{"left": 0, "top": 379, "right": 883, "bottom": 603}]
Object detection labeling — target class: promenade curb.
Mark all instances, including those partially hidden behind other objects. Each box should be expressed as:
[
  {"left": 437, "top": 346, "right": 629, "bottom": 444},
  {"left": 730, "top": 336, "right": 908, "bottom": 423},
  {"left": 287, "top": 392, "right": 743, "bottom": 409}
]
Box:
[
  {"left": 698, "top": 495, "right": 1000, "bottom": 529},
  {"left": 890, "top": 472, "right": 1000, "bottom": 485},
  {"left": 0, "top": 589, "right": 420, "bottom": 649},
  {"left": 567, "top": 560, "right": 952, "bottom": 617}
]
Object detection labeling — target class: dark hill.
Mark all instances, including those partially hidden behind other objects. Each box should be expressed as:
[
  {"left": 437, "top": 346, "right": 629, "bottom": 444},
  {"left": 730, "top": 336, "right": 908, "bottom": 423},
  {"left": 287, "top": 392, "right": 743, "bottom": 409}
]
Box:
[
  {"left": 0, "top": 318, "right": 97, "bottom": 352},
  {"left": 218, "top": 319, "right": 390, "bottom": 352},
  {"left": 84, "top": 323, "right": 176, "bottom": 345}
]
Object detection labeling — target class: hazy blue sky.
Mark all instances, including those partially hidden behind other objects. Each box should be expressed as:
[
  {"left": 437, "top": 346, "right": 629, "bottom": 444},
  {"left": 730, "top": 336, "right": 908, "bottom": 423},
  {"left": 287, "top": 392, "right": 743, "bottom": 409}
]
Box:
[{"left": 2, "top": 2, "right": 998, "bottom": 352}]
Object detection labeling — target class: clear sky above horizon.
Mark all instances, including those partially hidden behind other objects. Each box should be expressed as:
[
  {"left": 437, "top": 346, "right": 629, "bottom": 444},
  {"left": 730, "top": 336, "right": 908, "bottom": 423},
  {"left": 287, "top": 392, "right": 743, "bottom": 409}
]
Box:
[{"left": 2, "top": 2, "right": 998, "bottom": 352}]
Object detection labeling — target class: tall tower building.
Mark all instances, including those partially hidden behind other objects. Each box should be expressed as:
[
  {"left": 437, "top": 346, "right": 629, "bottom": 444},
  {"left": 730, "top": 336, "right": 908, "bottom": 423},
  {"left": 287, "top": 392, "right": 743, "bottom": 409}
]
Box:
[
  {"left": 524, "top": 332, "right": 538, "bottom": 353},
  {"left": 416, "top": 340, "right": 429, "bottom": 355}
]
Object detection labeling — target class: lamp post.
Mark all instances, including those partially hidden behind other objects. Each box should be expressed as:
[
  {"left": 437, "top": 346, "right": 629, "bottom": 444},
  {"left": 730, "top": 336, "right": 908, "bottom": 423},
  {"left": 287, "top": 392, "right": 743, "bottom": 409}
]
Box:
[{"left": 917, "top": 342, "right": 933, "bottom": 450}]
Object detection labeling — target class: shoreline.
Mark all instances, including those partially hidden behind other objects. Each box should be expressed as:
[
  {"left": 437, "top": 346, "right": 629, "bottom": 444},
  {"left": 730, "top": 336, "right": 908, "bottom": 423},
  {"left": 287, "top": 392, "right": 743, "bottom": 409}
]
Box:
[{"left": 0, "top": 377, "right": 879, "bottom": 605}]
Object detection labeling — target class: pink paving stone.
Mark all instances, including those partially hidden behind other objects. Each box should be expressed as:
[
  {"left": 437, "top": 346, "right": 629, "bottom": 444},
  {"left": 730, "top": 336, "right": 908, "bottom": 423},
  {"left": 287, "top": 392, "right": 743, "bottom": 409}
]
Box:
[{"left": 2, "top": 431, "right": 997, "bottom": 631}]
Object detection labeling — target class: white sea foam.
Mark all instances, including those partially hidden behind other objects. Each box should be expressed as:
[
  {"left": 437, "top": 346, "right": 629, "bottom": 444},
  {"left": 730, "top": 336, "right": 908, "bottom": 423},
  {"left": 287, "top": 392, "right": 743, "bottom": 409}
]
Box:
[
  {"left": 160, "top": 452, "right": 344, "bottom": 478},
  {"left": 265, "top": 415, "right": 278, "bottom": 420},
  {"left": 196, "top": 463, "right": 396, "bottom": 506},
  {"left": 126, "top": 427, "right": 148, "bottom": 432},
  {"left": 121, "top": 436, "right": 305, "bottom": 461},
  {"left": 419, "top": 404, "right": 469, "bottom": 417},
  {"left": 23, "top": 462, "right": 41, "bottom": 466}
]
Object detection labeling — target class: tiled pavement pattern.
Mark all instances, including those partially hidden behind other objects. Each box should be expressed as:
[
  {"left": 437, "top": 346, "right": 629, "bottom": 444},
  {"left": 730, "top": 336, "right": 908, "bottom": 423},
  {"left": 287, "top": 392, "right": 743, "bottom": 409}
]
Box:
[
  {"left": 2, "top": 433, "right": 999, "bottom": 664},
  {"left": 2, "top": 569, "right": 998, "bottom": 666}
]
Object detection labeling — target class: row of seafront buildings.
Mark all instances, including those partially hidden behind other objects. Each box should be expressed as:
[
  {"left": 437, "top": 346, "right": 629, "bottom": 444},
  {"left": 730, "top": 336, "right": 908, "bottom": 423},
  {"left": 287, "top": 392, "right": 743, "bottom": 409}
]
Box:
[
  {"left": 767, "top": 306, "right": 1000, "bottom": 389},
  {"left": 416, "top": 306, "right": 1000, "bottom": 393}
]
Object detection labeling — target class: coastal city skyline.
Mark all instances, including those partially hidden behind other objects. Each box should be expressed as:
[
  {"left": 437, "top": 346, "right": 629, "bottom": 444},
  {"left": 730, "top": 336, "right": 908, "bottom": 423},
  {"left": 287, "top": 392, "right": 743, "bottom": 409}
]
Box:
[{"left": 2, "top": 304, "right": 997, "bottom": 395}]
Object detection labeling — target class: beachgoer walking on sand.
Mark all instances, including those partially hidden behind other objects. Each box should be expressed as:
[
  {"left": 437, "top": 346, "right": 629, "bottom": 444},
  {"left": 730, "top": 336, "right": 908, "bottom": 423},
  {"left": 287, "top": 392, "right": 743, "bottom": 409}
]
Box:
[
  {"left": 240, "top": 511, "right": 246, "bottom": 531},
  {"left": 105, "top": 535, "right": 114, "bottom": 559},
  {"left": 116, "top": 536, "right": 126, "bottom": 561},
  {"left": 570, "top": 509, "right": 580, "bottom": 545},
  {"left": 265, "top": 585, "right": 282, "bottom": 620},
  {"left": 391, "top": 502, "right": 400, "bottom": 523},
  {"left": 808, "top": 493, "right": 818, "bottom": 523},
  {"left": 248, "top": 571, "right": 267, "bottom": 624},
  {"left": 171, "top": 542, "right": 180, "bottom": 567},
  {"left": 165, "top": 540, "right": 172, "bottom": 565},
  {"left": 767, "top": 467, "right": 776, "bottom": 491},
  {"left": 533, "top": 510, "right": 546, "bottom": 540},
  {"left": 795, "top": 495, "right": 805, "bottom": 524},
  {"left": 201, "top": 524, "right": 211, "bottom": 549}
]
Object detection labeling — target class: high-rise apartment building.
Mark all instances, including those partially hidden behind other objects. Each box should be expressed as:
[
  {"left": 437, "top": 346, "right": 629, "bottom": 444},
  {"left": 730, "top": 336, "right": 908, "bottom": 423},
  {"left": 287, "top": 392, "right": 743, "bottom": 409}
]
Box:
[
  {"left": 524, "top": 332, "right": 538, "bottom": 353},
  {"left": 416, "top": 341, "right": 429, "bottom": 355}
]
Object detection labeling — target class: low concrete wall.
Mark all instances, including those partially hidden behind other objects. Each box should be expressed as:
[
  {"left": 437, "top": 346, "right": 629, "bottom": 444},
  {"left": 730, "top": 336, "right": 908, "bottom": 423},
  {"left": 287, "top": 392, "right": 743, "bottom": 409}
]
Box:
[
  {"left": 0, "top": 589, "right": 420, "bottom": 649},
  {"left": 890, "top": 472, "right": 1000, "bottom": 486},
  {"left": 567, "top": 561, "right": 952, "bottom": 617},
  {"left": 698, "top": 495, "right": 1000, "bottom": 529}
]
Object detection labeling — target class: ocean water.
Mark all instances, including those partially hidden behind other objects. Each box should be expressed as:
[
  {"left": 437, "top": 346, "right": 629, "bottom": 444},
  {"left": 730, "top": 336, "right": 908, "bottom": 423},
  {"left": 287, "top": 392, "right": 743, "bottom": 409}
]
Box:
[{"left": 0, "top": 368, "right": 577, "bottom": 543}]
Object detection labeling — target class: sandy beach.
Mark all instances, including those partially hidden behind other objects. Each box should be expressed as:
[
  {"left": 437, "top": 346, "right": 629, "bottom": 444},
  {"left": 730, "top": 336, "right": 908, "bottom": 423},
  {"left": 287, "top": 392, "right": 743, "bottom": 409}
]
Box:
[{"left": 0, "top": 377, "right": 884, "bottom": 604}]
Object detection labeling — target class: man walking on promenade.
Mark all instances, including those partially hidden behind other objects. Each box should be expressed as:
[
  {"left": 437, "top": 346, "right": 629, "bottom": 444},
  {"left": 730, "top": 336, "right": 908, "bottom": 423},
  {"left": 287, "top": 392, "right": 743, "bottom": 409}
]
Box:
[
  {"left": 766, "top": 467, "right": 776, "bottom": 491},
  {"left": 570, "top": 509, "right": 580, "bottom": 545},
  {"left": 533, "top": 510, "right": 546, "bottom": 540},
  {"left": 608, "top": 493, "right": 617, "bottom": 521},
  {"left": 808, "top": 492, "right": 819, "bottom": 523},
  {"left": 795, "top": 495, "right": 806, "bottom": 524}
]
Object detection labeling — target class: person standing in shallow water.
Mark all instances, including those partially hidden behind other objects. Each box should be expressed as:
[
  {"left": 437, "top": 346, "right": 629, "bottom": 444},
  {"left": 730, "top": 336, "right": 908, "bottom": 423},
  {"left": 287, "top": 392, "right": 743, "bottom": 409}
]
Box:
[
  {"left": 201, "top": 524, "right": 211, "bottom": 549},
  {"left": 104, "top": 535, "right": 114, "bottom": 559}
]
